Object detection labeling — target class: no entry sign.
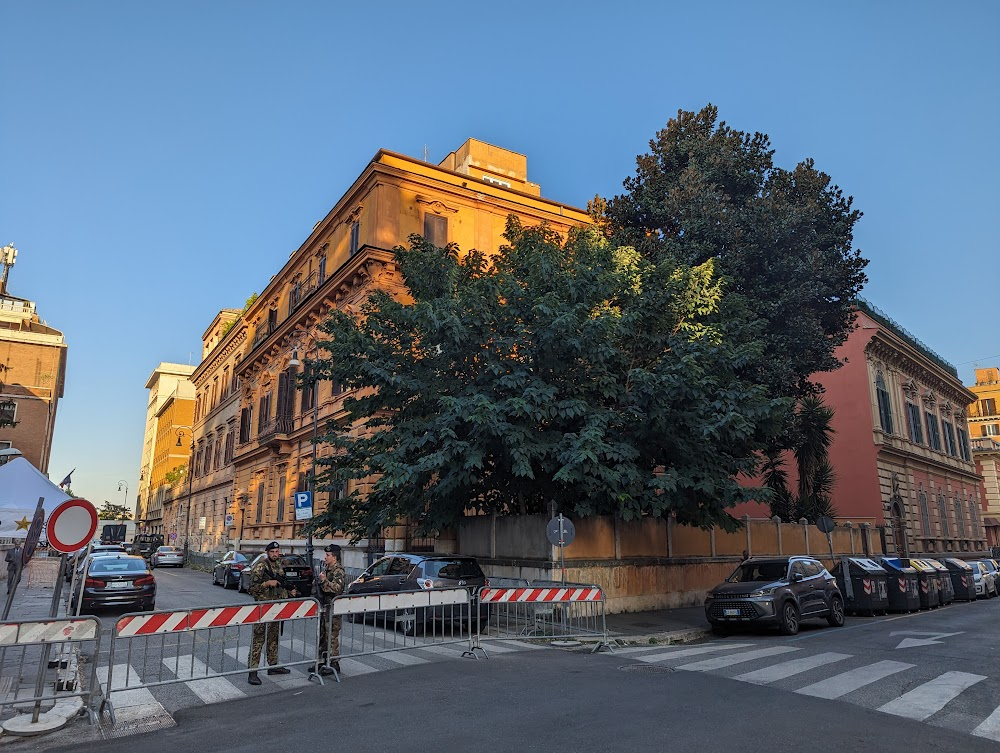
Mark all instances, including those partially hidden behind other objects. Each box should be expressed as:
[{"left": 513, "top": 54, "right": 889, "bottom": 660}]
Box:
[{"left": 46, "top": 498, "right": 99, "bottom": 553}]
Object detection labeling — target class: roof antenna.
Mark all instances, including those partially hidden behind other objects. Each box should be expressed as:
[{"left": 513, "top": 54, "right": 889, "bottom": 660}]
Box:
[{"left": 423, "top": 144, "right": 429, "bottom": 162}]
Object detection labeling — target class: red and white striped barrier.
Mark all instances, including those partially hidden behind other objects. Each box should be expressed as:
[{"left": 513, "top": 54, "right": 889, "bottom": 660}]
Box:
[
  {"left": 115, "top": 599, "right": 318, "bottom": 637},
  {"left": 0, "top": 618, "right": 99, "bottom": 645},
  {"left": 479, "top": 586, "right": 603, "bottom": 604}
]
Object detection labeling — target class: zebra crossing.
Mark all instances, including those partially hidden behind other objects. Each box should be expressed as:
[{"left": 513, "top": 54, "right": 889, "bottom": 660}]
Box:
[
  {"left": 98, "top": 633, "right": 542, "bottom": 728},
  {"left": 620, "top": 640, "right": 1000, "bottom": 743}
]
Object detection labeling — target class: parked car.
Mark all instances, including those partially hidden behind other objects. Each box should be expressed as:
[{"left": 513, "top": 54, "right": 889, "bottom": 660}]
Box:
[
  {"left": 66, "top": 544, "right": 129, "bottom": 582},
  {"left": 704, "top": 556, "right": 846, "bottom": 636},
  {"left": 151, "top": 546, "right": 184, "bottom": 568},
  {"left": 970, "top": 560, "right": 998, "bottom": 598},
  {"left": 213, "top": 551, "right": 251, "bottom": 589},
  {"left": 72, "top": 554, "right": 156, "bottom": 614},
  {"left": 238, "top": 553, "right": 314, "bottom": 597},
  {"left": 346, "top": 553, "right": 488, "bottom": 635}
]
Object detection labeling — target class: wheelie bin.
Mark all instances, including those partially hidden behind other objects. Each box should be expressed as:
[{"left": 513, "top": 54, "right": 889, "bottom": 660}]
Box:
[
  {"left": 924, "top": 559, "right": 954, "bottom": 604},
  {"left": 907, "top": 558, "right": 942, "bottom": 609},
  {"left": 831, "top": 557, "right": 889, "bottom": 615},
  {"left": 944, "top": 558, "right": 976, "bottom": 601},
  {"left": 879, "top": 557, "right": 921, "bottom": 612}
]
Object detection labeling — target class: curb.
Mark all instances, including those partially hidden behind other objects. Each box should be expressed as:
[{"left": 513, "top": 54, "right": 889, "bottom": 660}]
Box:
[{"left": 609, "top": 627, "right": 712, "bottom": 647}]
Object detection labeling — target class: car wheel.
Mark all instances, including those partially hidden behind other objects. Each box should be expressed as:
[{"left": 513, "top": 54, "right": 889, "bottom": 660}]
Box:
[
  {"left": 827, "top": 596, "right": 846, "bottom": 627},
  {"left": 213, "top": 570, "right": 221, "bottom": 586},
  {"left": 224, "top": 572, "right": 235, "bottom": 589},
  {"left": 237, "top": 577, "right": 245, "bottom": 593},
  {"left": 778, "top": 601, "right": 800, "bottom": 636}
]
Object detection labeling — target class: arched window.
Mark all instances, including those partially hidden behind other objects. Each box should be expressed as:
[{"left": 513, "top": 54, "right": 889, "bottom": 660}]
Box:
[{"left": 876, "top": 373, "right": 894, "bottom": 434}]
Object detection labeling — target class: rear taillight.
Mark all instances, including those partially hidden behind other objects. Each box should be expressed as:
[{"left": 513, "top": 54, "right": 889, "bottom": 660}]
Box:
[
  {"left": 84, "top": 578, "right": 103, "bottom": 589},
  {"left": 303, "top": 568, "right": 313, "bottom": 578},
  {"left": 133, "top": 575, "right": 155, "bottom": 587},
  {"left": 420, "top": 579, "right": 433, "bottom": 590},
  {"left": 233, "top": 563, "right": 245, "bottom": 570},
  {"left": 484, "top": 578, "right": 490, "bottom": 587}
]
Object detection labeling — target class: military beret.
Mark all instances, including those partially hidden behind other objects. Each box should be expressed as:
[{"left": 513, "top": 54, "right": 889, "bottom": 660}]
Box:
[
  {"left": 324, "top": 544, "right": 341, "bottom": 555},
  {"left": 265, "top": 541, "right": 280, "bottom": 551}
]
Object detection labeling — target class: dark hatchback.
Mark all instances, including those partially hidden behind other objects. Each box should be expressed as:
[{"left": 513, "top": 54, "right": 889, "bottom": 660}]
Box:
[
  {"left": 213, "top": 551, "right": 251, "bottom": 589},
  {"left": 73, "top": 555, "right": 156, "bottom": 614},
  {"left": 704, "top": 556, "right": 845, "bottom": 636},
  {"left": 238, "top": 553, "right": 314, "bottom": 597},
  {"left": 346, "top": 553, "right": 488, "bottom": 635}
]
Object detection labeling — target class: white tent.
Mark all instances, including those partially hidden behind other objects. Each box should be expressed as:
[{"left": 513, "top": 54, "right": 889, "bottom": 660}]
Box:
[{"left": 0, "top": 457, "right": 71, "bottom": 538}]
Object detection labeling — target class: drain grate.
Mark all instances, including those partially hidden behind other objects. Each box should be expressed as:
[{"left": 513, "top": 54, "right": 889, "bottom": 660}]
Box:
[
  {"left": 619, "top": 664, "right": 675, "bottom": 674},
  {"left": 100, "top": 713, "right": 176, "bottom": 739}
]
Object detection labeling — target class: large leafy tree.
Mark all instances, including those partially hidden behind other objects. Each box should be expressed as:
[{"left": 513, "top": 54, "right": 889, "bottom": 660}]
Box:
[
  {"left": 306, "top": 220, "right": 785, "bottom": 541},
  {"left": 601, "top": 105, "right": 868, "bottom": 405}
]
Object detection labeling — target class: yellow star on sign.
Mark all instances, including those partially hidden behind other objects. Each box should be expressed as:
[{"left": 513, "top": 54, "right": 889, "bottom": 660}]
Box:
[{"left": 15, "top": 516, "right": 30, "bottom": 531}]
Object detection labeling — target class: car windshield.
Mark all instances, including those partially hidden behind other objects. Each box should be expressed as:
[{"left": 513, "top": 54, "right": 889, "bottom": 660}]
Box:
[
  {"left": 90, "top": 558, "right": 148, "bottom": 574},
  {"left": 421, "top": 559, "right": 484, "bottom": 579},
  {"left": 729, "top": 562, "right": 787, "bottom": 583},
  {"left": 157, "top": 547, "right": 180, "bottom": 554}
]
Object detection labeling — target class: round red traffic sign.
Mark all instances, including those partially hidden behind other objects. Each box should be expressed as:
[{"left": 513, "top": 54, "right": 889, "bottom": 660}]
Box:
[{"left": 46, "top": 499, "right": 99, "bottom": 554}]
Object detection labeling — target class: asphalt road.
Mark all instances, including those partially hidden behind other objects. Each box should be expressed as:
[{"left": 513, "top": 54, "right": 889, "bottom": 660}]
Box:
[{"left": 50, "top": 645, "right": 1000, "bottom": 753}]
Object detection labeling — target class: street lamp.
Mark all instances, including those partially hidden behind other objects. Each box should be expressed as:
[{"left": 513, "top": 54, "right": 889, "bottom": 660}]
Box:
[
  {"left": 175, "top": 428, "right": 194, "bottom": 560},
  {"left": 117, "top": 480, "right": 128, "bottom": 513}
]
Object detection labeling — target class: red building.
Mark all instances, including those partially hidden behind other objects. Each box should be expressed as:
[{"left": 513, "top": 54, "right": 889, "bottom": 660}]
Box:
[{"left": 733, "top": 300, "right": 986, "bottom": 556}]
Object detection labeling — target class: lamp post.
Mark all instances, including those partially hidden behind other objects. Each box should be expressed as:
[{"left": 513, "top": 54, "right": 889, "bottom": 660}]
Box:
[
  {"left": 289, "top": 331, "right": 316, "bottom": 567},
  {"left": 117, "top": 480, "right": 128, "bottom": 513},
  {"left": 176, "top": 428, "right": 194, "bottom": 561}
]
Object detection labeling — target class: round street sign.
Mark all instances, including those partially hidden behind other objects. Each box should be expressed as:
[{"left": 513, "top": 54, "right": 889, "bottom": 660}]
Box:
[
  {"left": 46, "top": 499, "right": 99, "bottom": 554},
  {"left": 546, "top": 515, "right": 576, "bottom": 548},
  {"left": 815, "top": 515, "right": 836, "bottom": 534}
]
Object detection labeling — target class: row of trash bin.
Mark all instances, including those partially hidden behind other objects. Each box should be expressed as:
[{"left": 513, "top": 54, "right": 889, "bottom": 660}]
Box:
[{"left": 831, "top": 556, "right": 979, "bottom": 615}]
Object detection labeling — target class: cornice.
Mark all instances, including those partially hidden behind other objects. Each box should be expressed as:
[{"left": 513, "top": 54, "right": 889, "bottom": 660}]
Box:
[
  {"left": 866, "top": 336, "right": 974, "bottom": 409},
  {"left": 193, "top": 325, "right": 248, "bottom": 385}
]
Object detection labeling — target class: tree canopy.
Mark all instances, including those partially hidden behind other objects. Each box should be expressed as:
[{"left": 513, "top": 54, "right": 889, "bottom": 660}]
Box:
[
  {"left": 601, "top": 104, "right": 868, "bottom": 405},
  {"left": 306, "top": 220, "right": 786, "bottom": 541},
  {"left": 98, "top": 502, "right": 133, "bottom": 521}
]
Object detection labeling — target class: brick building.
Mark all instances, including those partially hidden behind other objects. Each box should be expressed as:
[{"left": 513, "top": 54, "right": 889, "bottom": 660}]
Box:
[{"left": 0, "top": 246, "right": 67, "bottom": 474}]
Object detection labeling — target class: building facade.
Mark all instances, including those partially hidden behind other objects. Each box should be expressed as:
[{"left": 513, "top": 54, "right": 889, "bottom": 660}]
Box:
[
  {"left": 221, "top": 139, "right": 590, "bottom": 559},
  {"left": 137, "top": 364, "right": 195, "bottom": 536},
  {"left": 0, "top": 246, "right": 67, "bottom": 474},
  {"left": 968, "top": 367, "right": 1000, "bottom": 439},
  {"left": 971, "top": 436, "right": 1000, "bottom": 547},
  {"left": 734, "top": 300, "right": 986, "bottom": 555}
]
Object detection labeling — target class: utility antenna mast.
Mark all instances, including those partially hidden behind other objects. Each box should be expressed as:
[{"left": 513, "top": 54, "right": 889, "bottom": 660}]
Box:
[{"left": 0, "top": 245, "right": 17, "bottom": 296}]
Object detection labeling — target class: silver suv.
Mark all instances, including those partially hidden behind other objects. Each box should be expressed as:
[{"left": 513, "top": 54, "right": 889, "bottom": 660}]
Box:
[{"left": 705, "top": 556, "right": 846, "bottom": 636}]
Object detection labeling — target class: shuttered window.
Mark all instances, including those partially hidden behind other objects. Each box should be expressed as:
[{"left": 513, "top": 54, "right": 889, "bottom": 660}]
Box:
[{"left": 423, "top": 214, "right": 447, "bottom": 247}]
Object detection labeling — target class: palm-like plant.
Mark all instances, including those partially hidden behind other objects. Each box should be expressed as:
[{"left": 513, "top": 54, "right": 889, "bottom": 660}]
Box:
[{"left": 765, "top": 396, "right": 838, "bottom": 522}]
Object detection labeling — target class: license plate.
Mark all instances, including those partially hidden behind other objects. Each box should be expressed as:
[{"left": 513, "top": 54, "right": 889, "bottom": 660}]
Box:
[
  {"left": 285, "top": 570, "right": 297, "bottom": 577},
  {"left": 108, "top": 581, "right": 131, "bottom": 589},
  {"left": 723, "top": 608, "right": 740, "bottom": 617}
]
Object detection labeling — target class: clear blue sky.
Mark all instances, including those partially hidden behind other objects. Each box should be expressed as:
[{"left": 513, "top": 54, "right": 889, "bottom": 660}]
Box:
[{"left": 1, "top": 2, "right": 997, "bottom": 511}]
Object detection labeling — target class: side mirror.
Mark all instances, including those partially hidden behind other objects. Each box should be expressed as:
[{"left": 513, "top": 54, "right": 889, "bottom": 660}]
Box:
[{"left": 791, "top": 572, "right": 803, "bottom": 582}]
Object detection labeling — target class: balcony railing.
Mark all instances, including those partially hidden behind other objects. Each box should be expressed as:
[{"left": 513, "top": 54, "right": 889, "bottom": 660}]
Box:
[
  {"left": 972, "top": 437, "right": 1000, "bottom": 452},
  {"left": 257, "top": 415, "right": 294, "bottom": 441}
]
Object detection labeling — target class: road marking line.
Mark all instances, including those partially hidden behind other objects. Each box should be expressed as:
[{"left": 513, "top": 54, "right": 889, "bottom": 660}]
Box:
[
  {"left": 101, "top": 664, "right": 164, "bottom": 716},
  {"left": 497, "top": 639, "right": 545, "bottom": 650},
  {"left": 411, "top": 643, "right": 468, "bottom": 658},
  {"left": 877, "top": 671, "right": 987, "bottom": 721},
  {"left": 376, "top": 652, "right": 431, "bottom": 666},
  {"left": 796, "top": 660, "right": 915, "bottom": 699},
  {"left": 162, "top": 655, "right": 245, "bottom": 704},
  {"left": 734, "top": 652, "right": 852, "bottom": 685},
  {"left": 634, "top": 644, "right": 755, "bottom": 663},
  {"left": 677, "top": 646, "right": 800, "bottom": 672},
  {"left": 972, "top": 703, "right": 1000, "bottom": 741},
  {"left": 338, "top": 658, "right": 379, "bottom": 676}
]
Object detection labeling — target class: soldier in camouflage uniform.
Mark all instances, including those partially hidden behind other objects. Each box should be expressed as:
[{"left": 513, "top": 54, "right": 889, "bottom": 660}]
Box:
[
  {"left": 247, "top": 541, "right": 298, "bottom": 685},
  {"left": 317, "top": 543, "right": 347, "bottom": 675}
]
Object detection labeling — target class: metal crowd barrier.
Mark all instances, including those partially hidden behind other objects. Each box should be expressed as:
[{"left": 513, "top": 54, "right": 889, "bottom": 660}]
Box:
[
  {"left": 0, "top": 617, "right": 102, "bottom": 725},
  {"left": 102, "top": 597, "right": 322, "bottom": 722},
  {"left": 323, "top": 587, "right": 476, "bottom": 681},
  {"left": 473, "top": 582, "right": 613, "bottom": 655}
]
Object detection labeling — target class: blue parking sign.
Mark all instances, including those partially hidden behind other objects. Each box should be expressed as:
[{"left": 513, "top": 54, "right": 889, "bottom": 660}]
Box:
[{"left": 294, "top": 491, "right": 313, "bottom": 521}]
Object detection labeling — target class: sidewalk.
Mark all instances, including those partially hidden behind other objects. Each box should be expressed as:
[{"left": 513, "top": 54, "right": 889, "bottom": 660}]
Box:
[{"left": 604, "top": 605, "right": 712, "bottom": 645}]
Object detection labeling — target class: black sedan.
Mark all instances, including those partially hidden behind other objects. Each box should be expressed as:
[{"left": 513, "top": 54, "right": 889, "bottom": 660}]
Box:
[
  {"left": 238, "top": 553, "right": 313, "bottom": 596},
  {"left": 72, "top": 555, "right": 156, "bottom": 614},
  {"left": 212, "top": 551, "right": 251, "bottom": 589}
]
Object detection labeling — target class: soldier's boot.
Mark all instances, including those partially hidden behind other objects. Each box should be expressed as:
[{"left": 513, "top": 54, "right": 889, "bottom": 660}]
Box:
[
  {"left": 267, "top": 667, "right": 291, "bottom": 675},
  {"left": 248, "top": 672, "right": 262, "bottom": 686}
]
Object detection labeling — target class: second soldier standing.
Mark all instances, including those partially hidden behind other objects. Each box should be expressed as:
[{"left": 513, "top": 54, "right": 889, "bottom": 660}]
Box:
[
  {"left": 317, "top": 543, "right": 346, "bottom": 675},
  {"left": 247, "top": 541, "right": 298, "bottom": 685}
]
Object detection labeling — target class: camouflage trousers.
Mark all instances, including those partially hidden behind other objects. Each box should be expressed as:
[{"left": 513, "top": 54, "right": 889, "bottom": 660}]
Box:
[
  {"left": 319, "top": 609, "right": 342, "bottom": 661},
  {"left": 249, "top": 622, "right": 280, "bottom": 669}
]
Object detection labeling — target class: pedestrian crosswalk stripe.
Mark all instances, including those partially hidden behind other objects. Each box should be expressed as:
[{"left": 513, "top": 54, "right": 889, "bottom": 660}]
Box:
[
  {"left": 338, "top": 658, "right": 380, "bottom": 676},
  {"left": 877, "top": 671, "right": 987, "bottom": 721},
  {"left": 376, "top": 651, "right": 431, "bottom": 666},
  {"left": 677, "top": 646, "right": 801, "bottom": 672},
  {"left": 796, "top": 660, "right": 915, "bottom": 700},
  {"left": 635, "top": 644, "right": 755, "bottom": 663},
  {"left": 734, "top": 652, "right": 852, "bottom": 685},
  {"left": 162, "top": 655, "right": 245, "bottom": 704},
  {"left": 972, "top": 703, "right": 1000, "bottom": 741},
  {"left": 476, "top": 641, "right": 517, "bottom": 654},
  {"left": 102, "top": 663, "right": 166, "bottom": 722},
  {"left": 411, "top": 643, "right": 469, "bottom": 658}
]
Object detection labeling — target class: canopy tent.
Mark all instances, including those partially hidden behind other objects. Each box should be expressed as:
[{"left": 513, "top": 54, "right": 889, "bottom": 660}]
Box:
[{"left": 0, "top": 457, "right": 71, "bottom": 538}]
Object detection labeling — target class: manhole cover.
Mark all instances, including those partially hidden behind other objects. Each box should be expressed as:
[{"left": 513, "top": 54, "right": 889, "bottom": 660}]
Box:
[
  {"left": 100, "top": 713, "right": 176, "bottom": 739},
  {"left": 619, "top": 664, "right": 674, "bottom": 674}
]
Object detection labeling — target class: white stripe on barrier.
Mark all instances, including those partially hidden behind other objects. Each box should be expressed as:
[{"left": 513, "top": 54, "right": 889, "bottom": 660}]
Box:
[
  {"left": 427, "top": 589, "right": 468, "bottom": 607},
  {"left": 0, "top": 619, "right": 99, "bottom": 645}
]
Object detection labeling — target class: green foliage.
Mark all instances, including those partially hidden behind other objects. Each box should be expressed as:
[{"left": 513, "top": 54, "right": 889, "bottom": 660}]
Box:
[
  {"left": 306, "top": 219, "right": 785, "bottom": 542},
  {"left": 602, "top": 104, "right": 869, "bottom": 406},
  {"left": 164, "top": 465, "right": 187, "bottom": 486},
  {"left": 98, "top": 502, "right": 133, "bottom": 521},
  {"left": 243, "top": 293, "right": 258, "bottom": 313}
]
